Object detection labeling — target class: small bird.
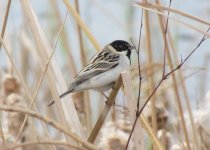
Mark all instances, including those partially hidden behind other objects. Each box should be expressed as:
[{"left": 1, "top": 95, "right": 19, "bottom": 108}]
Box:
[{"left": 48, "top": 40, "right": 134, "bottom": 106}]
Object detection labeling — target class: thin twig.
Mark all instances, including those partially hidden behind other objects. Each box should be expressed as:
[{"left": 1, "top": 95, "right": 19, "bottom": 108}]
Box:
[
  {"left": 132, "top": 8, "right": 144, "bottom": 115},
  {"left": 140, "top": 28, "right": 209, "bottom": 115},
  {"left": 164, "top": 28, "right": 210, "bottom": 79},
  {"left": 126, "top": 25, "right": 210, "bottom": 149},
  {"left": 126, "top": 8, "right": 144, "bottom": 149},
  {"left": 155, "top": 0, "right": 193, "bottom": 148},
  {"left": 0, "top": 0, "right": 11, "bottom": 51},
  {"left": 162, "top": 0, "right": 172, "bottom": 77}
]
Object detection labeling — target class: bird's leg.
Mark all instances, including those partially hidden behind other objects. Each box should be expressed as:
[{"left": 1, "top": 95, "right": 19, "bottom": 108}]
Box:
[
  {"left": 100, "top": 92, "right": 108, "bottom": 104},
  {"left": 112, "top": 82, "right": 118, "bottom": 90},
  {"left": 105, "top": 99, "right": 115, "bottom": 106},
  {"left": 101, "top": 92, "right": 109, "bottom": 99},
  {"left": 101, "top": 91, "right": 115, "bottom": 106}
]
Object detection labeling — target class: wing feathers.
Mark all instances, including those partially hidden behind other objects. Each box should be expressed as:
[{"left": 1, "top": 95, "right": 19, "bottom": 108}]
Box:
[
  {"left": 70, "top": 49, "right": 120, "bottom": 90},
  {"left": 48, "top": 49, "right": 121, "bottom": 107}
]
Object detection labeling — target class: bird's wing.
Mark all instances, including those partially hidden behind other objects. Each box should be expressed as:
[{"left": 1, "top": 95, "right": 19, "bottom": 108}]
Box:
[
  {"left": 75, "top": 49, "right": 119, "bottom": 80},
  {"left": 67, "top": 60, "right": 119, "bottom": 91},
  {"left": 67, "top": 49, "right": 120, "bottom": 90},
  {"left": 88, "top": 49, "right": 109, "bottom": 63},
  {"left": 74, "top": 60, "right": 119, "bottom": 82}
]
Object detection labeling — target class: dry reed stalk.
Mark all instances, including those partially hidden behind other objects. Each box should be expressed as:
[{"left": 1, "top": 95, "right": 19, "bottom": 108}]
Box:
[
  {"left": 153, "top": 0, "right": 171, "bottom": 120},
  {"left": 82, "top": 92, "right": 91, "bottom": 133},
  {"left": 134, "top": 4, "right": 210, "bottom": 38},
  {"left": 74, "top": 0, "right": 92, "bottom": 133},
  {"left": 169, "top": 32, "right": 200, "bottom": 150},
  {"left": 134, "top": 71, "right": 198, "bottom": 104},
  {"left": 52, "top": 0, "right": 90, "bottom": 134},
  {"left": 111, "top": 106, "right": 116, "bottom": 131},
  {"left": 63, "top": 0, "right": 101, "bottom": 51},
  {"left": 132, "top": 64, "right": 201, "bottom": 87},
  {"left": 0, "top": 105, "right": 98, "bottom": 150},
  {"left": 7, "top": 46, "right": 13, "bottom": 76},
  {"left": 154, "top": 0, "right": 198, "bottom": 149},
  {"left": 0, "top": 5, "right": 63, "bottom": 150},
  {"left": 148, "top": 71, "right": 200, "bottom": 99},
  {"left": 164, "top": 25, "right": 192, "bottom": 150},
  {"left": 143, "top": 2, "right": 158, "bottom": 146},
  {"left": 0, "top": 36, "right": 54, "bottom": 149},
  {"left": 20, "top": 46, "right": 29, "bottom": 83},
  {"left": 138, "top": 2, "right": 210, "bottom": 27},
  {"left": 2, "top": 140, "right": 86, "bottom": 150},
  {"left": 159, "top": 19, "right": 191, "bottom": 150},
  {"left": 19, "top": 32, "right": 48, "bottom": 100},
  {"left": 128, "top": 2, "right": 209, "bottom": 148},
  {"left": 51, "top": 2, "right": 87, "bottom": 132},
  {"left": 140, "top": 115, "right": 164, "bottom": 150},
  {"left": 131, "top": 62, "right": 161, "bottom": 72},
  {"left": 199, "top": 56, "right": 210, "bottom": 101},
  {"left": 14, "top": 14, "right": 67, "bottom": 150},
  {"left": 20, "top": 0, "right": 85, "bottom": 141},
  {"left": 88, "top": 76, "right": 122, "bottom": 143},
  {"left": 0, "top": 122, "right": 5, "bottom": 144},
  {"left": 166, "top": 16, "right": 200, "bottom": 150},
  {"left": 0, "top": 75, "right": 6, "bottom": 144},
  {"left": 10, "top": 10, "right": 66, "bottom": 150},
  {"left": 74, "top": 0, "right": 86, "bottom": 64},
  {"left": 176, "top": 64, "right": 200, "bottom": 149},
  {"left": 51, "top": 0, "right": 77, "bottom": 76},
  {"left": 121, "top": 72, "right": 145, "bottom": 150},
  {"left": 0, "top": 0, "right": 11, "bottom": 50}
]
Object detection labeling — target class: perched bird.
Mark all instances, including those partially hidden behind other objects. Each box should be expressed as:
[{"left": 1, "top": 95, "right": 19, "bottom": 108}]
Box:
[{"left": 48, "top": 40, "right": 134, "bottom": 106}]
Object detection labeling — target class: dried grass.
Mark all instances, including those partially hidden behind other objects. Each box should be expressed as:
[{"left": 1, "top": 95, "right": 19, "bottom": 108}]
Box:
[{"left": 0, "top": 0, "right": 209, "bottom": 150}]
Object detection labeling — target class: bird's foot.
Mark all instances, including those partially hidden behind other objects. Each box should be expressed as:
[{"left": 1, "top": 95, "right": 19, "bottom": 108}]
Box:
[
  {"left": 112, "top": 83, "right": 118, "bottom": 91},
  {"left": 101, "top": 92, "right": 109, "bottom": 99},
  {"left": 105, "top": 100, "right": 115, "bottom": 106}
]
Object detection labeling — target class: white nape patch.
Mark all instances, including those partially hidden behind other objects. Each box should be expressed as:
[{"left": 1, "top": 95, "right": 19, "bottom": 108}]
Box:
[
  {"left": 116, "top": 50, "right": 127, "bottom": 56},
  {"left": 105, "top": 45, "right": 127, "bottom": 55},
  {"left": 105, "top": 45, "right": 116, "bottom": 52}
]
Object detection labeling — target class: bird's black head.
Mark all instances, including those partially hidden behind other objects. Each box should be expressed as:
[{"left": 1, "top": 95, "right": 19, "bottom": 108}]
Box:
[
  {"left": 110, "top": 40, "right": 134, "bottom": 52},
  {"left": 110, "top": 40, "right": 134, "bottom": 59}
]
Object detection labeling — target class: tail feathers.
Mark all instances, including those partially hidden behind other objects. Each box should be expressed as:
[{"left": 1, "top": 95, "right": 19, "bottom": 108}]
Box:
[
  {"left": 48, "top": 89, "right": 73, "bottom": 107},
  {"left": 59, "top": 90, "right": 72, "bottom": 99},
  {"left": 48, "top": 100, "right": 55, "bottom": 107}
]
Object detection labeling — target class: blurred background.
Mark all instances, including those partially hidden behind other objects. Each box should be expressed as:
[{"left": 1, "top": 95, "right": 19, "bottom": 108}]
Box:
[{"left": 0, "top": 0, "right": 210, "bottom": 150}]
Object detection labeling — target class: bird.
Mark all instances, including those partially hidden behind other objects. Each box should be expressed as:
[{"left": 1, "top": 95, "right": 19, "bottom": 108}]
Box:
[{"left": 48, "top": 40, "right": 134, "bottom": 107}]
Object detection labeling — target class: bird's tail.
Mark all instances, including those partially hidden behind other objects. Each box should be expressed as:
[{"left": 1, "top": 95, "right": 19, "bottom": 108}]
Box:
[{"left": 48, "top": 89, "right": 73, "bottom": 107}]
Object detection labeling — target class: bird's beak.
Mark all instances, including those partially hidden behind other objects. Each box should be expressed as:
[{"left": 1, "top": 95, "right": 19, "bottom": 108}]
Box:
[{"left": 129, "top": 45, "right": 135, "bottom": 50}]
